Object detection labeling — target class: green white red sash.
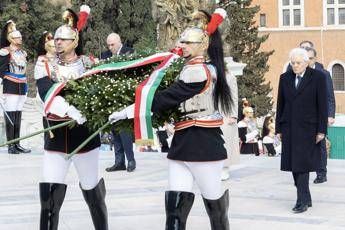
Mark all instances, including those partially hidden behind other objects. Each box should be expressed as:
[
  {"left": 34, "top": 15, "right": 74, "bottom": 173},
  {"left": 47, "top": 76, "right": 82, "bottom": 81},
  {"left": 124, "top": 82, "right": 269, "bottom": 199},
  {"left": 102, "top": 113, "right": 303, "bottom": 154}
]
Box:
[
  {"left": 44, "top": 82, "right": 66, "bottom": 114},
  {"left": 134, "top": 53, "right": 179, "bottom": 145},
  {"left": 44, "top": 52, "right": 180, "bottom": 145}
]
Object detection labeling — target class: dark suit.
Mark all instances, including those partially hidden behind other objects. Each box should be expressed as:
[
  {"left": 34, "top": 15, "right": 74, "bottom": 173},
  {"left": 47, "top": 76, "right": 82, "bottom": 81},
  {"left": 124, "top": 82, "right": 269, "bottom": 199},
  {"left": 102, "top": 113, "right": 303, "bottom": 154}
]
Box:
[
  {"left": 276, "top": 67, "right": 328, "bottom": 206},
  {"left": 100, "top": 45, "right": 135, "bottom": 166},
  {"left": 100, "top": 45, "right": 134, "bottom": 59},
  {"left": 317, "top": 69, "right": 335, "bottom": 178}
]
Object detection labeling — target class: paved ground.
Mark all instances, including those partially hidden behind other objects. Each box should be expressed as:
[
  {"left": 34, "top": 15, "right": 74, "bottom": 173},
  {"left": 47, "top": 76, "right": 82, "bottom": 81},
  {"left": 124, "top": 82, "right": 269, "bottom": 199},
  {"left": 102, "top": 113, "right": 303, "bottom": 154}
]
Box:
[{"left": 0, "top": 147, "right": 344, "bottom": 230}]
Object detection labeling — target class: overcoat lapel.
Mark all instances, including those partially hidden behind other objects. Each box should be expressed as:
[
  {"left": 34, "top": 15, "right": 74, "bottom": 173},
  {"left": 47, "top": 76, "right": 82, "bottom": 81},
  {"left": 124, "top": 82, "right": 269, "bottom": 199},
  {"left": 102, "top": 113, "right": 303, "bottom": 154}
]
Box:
[{"left": 287, "top": 73, "right": 297, "bottom": 97}]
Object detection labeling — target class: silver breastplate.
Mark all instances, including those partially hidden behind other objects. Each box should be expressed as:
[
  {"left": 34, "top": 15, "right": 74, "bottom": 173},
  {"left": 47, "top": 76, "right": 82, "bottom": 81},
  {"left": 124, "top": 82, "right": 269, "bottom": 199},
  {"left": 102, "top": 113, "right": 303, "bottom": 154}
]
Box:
[
  {"left": 9, "top": 49, "right": 27, "bottom": 75},
  {"left": 179, "top": 64, "right": 217, "bottom": 119},
  {"left": 51, "top": 58, "right": 86, "bottom": 83},
  {"left": 180, "top": 83, "right": 215, "bottom": 119}
]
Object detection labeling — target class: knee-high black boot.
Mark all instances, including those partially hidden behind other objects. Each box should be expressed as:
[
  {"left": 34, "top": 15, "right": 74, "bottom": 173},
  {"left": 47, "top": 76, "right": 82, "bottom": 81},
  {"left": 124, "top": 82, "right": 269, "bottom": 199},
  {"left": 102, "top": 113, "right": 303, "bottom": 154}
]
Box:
[
  {"left": 4, "top": 111, "right": 19, "bottom": 154},
  {"left": 165, "top": 191, "right": 195, "bottom": 230},
  {"left": 80, "top": 178, "right": 108, "bottom": 230},
  {"left": 39, "top": 183, "right": 67, "bottom": 230},
  {"left": 14, "top": 111, "right": 31, "bottom": 153},
  {"left": 202, "top": 190, "right": 230, "bottom": 230}
]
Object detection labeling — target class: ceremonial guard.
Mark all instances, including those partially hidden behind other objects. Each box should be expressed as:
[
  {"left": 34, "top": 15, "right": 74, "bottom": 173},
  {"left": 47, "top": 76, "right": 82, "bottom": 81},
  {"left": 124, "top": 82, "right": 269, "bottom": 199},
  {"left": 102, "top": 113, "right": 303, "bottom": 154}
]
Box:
[
  {"left": 34, "top": 31, "right": 56, "bottom": 81},
  {"left": 34, "top": 6, "right": 108, "bottom": 230},
  {"left": 109, "top": 8, "right": 231, "bottom": 230},
  {"left": 0, "top": 20, "right": 31, "bottom": 154}
]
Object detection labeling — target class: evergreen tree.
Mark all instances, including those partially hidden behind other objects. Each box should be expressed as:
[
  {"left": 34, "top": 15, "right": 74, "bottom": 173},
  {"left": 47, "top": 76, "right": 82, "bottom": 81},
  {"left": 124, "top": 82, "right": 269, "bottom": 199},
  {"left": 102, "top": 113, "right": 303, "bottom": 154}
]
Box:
[
  {"left": 224, "top": 0, "right": 274, "bottom": 116},
  {"left": 71, "top": 0, "right": 156, "bottom": 56},
  {"left": 111, "top": 0, "right": 157, "bottom": 51},
  {"left": 70, "top": 0, "right": 113, "bottom": 57},
  {"left": 0, "top": 1, "right": 64, "bottom": 97},
  {"left": 0, "top": 1, "right": 63, "bottom": 59}
]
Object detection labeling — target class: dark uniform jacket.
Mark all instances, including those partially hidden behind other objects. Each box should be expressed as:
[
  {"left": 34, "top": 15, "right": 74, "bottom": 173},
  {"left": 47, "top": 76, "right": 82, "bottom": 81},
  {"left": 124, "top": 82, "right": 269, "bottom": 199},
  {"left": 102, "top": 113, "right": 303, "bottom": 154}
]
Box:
[
  {"left": 35, "top": 56, "right": 100, "bottom": 154},
  {"left": 276, "top": 67, "right": 328, "bottom": 172},
  {"left": 0, "top": 47, "right": 27, "bottom": 95},
  {"left": 151, "top": 58, "right": 227, "bottom": 162}
]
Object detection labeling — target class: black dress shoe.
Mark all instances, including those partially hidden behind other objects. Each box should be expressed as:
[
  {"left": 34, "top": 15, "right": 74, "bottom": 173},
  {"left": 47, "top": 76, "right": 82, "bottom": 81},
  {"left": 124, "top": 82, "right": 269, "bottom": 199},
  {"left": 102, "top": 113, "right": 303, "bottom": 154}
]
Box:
[
  {"left": 292, "top": 204, "right": 308, "bottom": 213},
  {"left": 127, "top": 160, "right": 136, "bottom": 172},
  {"left": 15, "top": 144, "right": 31, "bottom": 153},
  {"left": 105, "top": 163, "right": 126, "bottom": 172},
  {"left": 293, "top": 201, "right": 312, "bottom": 211},
  {"left": 8, "top": 144, "right": 20, "bottom": 154},
  {"left": 314, "top": 176, "right": 327, "bottom": 184}
]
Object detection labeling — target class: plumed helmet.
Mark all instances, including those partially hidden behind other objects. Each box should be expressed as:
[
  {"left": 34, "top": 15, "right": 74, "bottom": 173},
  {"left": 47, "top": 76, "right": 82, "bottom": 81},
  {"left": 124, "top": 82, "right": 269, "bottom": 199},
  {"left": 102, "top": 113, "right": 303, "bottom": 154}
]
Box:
[
  {"left": 178, "top": 8, "right": 227, "bottom": 50},
  {"left": 1, "top": 20, "right": 22, "bottom": 47},
  {"left": 54, "top": 5, "right": 90, "bottom": 55},
  {"left": 54, "top": 9, "right": 79, "bottom": 41}
]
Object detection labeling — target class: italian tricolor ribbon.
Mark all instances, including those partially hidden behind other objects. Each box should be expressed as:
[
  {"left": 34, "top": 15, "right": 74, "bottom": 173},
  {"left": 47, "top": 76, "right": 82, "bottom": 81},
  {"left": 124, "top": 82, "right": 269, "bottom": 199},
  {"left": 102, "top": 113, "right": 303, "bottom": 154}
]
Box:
[
  {"left": 46, "top": 52, "right": 180, "bottom": 145},
  {"left": 134, "top": 53, "right": 180, "bottom": 145},
  {"left": 84, "top": 52, "right": 180, "bottom": 144}
]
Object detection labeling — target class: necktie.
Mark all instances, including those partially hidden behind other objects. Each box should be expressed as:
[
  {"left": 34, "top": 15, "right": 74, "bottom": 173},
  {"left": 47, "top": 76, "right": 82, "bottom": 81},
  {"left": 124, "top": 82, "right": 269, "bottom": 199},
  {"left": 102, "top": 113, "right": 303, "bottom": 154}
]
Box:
[{"left": 296, "top": 75, "right": 301, "bottom": 89}]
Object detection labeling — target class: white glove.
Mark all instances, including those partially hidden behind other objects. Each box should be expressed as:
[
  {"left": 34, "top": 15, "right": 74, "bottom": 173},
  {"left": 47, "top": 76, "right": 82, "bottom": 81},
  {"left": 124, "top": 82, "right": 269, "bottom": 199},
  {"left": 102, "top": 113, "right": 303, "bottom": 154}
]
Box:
[
  {"left": 108, "top": 109, "right": 127, "bottom": 124},
  {"left": 108, "top": 104, "right": 134, "bottom": 124},
  {"left": 67, "top": 105, "right": 86, "bottom": 125},
  {"left": 0, "top": 78, "right": 2, "bottom": 85}
]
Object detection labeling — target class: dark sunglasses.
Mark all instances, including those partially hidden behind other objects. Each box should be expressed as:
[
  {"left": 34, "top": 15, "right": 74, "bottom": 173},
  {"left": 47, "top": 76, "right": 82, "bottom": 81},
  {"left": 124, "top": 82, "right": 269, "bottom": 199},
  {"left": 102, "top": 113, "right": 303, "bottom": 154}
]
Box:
[{"left": 180, "top": 41, "right": 202, "bottom": 44}]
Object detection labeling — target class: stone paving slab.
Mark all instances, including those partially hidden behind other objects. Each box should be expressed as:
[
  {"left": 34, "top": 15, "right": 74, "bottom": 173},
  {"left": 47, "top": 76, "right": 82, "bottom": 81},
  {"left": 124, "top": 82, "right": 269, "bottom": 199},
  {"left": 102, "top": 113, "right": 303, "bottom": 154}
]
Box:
[{"left": 0, "top": 147, "right": 344, "bottom": 230}]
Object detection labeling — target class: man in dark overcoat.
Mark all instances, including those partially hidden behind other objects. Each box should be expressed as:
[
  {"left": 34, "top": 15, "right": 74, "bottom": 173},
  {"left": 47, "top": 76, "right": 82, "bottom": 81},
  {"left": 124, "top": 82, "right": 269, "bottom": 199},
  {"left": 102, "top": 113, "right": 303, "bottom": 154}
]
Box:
[{"left": 276, "top": 47, "right": 328, "bottom": 213}]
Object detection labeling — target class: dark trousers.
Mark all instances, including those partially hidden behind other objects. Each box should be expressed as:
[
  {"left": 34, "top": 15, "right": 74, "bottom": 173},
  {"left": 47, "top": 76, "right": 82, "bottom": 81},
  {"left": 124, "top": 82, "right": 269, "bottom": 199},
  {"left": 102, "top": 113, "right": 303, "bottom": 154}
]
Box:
[
  {"left": 292, "top": 172, "right": 311, "bottom": 205},
  {"left": 111, "top": 129, "right": 134, "bottom": 163},
  {"left": 316, "top": 139, "right": 327, "bottom": 177}
]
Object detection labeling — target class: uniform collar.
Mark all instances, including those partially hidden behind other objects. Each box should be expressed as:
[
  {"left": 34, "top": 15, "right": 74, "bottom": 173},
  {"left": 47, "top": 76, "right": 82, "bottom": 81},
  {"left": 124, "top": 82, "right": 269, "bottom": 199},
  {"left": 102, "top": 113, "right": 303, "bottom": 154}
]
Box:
[{"left": 186, "top": 56, "right": 205, "bottom": 65}]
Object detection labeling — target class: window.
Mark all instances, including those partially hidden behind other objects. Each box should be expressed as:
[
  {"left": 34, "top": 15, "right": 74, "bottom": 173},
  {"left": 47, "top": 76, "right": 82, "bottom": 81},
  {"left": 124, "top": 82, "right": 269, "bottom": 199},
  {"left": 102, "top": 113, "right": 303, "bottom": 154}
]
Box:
[
  {"left": 325, "top": 0, "right": 345, "bottom": 25},
  {"left": 294, "top": 9, "right": 301, "bottom": 25},
  {"left": 279, "top": 0, "right": 304, "bottom": 27},
  {"left": 332, "top": 64, "right": 345, "bottom": 91},
  {"left": 260, "top": 14, "right": 266, "bottom": 27},
  {"left": 328, "top": 8, "right": 335, "bottom": 24}
]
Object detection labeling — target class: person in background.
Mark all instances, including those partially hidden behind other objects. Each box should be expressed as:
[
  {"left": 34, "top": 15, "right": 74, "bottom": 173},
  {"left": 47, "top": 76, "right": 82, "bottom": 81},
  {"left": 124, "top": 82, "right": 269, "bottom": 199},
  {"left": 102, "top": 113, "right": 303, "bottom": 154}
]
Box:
[
  {"left": 238, "top": 106, "right": 260, "bottom": 155},
  {"left": 100, "top": 33, "right": 133, "bottom": 59},
  {"left": 101, "top": 33, "right": 136, "bottom": 173},
  {"left": 285, "top": 40, "right": 324, "bottom": 72},
  {"left": 276, "top": 48, "right": 327, "bottom": 214},
  {"left": 304, "top": 47, "right": 335, "bottom": 184},
  {"left": 0, "top": 20, "right": 31, "bottom": 154},
  {"left": 262, "top": 116, "right": 281, "bottom": 156}
]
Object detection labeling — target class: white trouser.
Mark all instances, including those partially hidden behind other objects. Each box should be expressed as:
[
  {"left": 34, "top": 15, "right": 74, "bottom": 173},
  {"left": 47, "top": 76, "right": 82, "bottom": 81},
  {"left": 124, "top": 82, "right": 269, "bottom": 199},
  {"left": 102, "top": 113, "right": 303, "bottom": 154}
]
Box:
[
  {"left": 42, "top": 148, "right": 100, "bottom": 190},
  {"left": 168, "top": 159, "right": 225, "bottom": 200},
  {"left": 3, "top": 94, "right": 27, "bottom": 111}
]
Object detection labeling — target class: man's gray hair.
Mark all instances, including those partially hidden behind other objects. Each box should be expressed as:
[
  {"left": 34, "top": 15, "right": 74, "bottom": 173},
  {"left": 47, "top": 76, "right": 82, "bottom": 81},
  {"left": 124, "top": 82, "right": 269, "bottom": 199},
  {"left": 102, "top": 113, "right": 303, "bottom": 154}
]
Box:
[{"left": 289, "top": 48, "right": 309, "bottom": 62}]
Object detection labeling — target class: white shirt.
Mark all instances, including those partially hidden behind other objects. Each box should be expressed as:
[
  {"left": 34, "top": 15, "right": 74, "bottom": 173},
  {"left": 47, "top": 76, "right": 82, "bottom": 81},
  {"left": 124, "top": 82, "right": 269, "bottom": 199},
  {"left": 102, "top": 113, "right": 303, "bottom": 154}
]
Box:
[{"left": 295, "top": 70, "right": 305, "bottom": 88}]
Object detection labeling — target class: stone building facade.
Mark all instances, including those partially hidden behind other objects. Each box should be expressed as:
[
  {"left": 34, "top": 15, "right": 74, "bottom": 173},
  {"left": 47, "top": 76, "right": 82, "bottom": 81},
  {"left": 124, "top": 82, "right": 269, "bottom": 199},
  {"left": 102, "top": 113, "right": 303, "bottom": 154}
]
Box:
[{"left": 252, "top": 0, "right": 345, "bottom": 113}]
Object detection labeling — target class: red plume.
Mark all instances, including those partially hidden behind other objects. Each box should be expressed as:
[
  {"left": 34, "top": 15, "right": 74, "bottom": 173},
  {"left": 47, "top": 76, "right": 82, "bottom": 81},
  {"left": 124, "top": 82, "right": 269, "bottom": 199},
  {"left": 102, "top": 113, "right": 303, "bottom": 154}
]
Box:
[
  {"left": 77, "top": 5, "right": 90, "bottom": 32},
  {"left": 206, "top": 8, "right": 227, "bottom": 35},
  {"left": 170, "top": 47, "right": 183, "bottom": 56}
]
